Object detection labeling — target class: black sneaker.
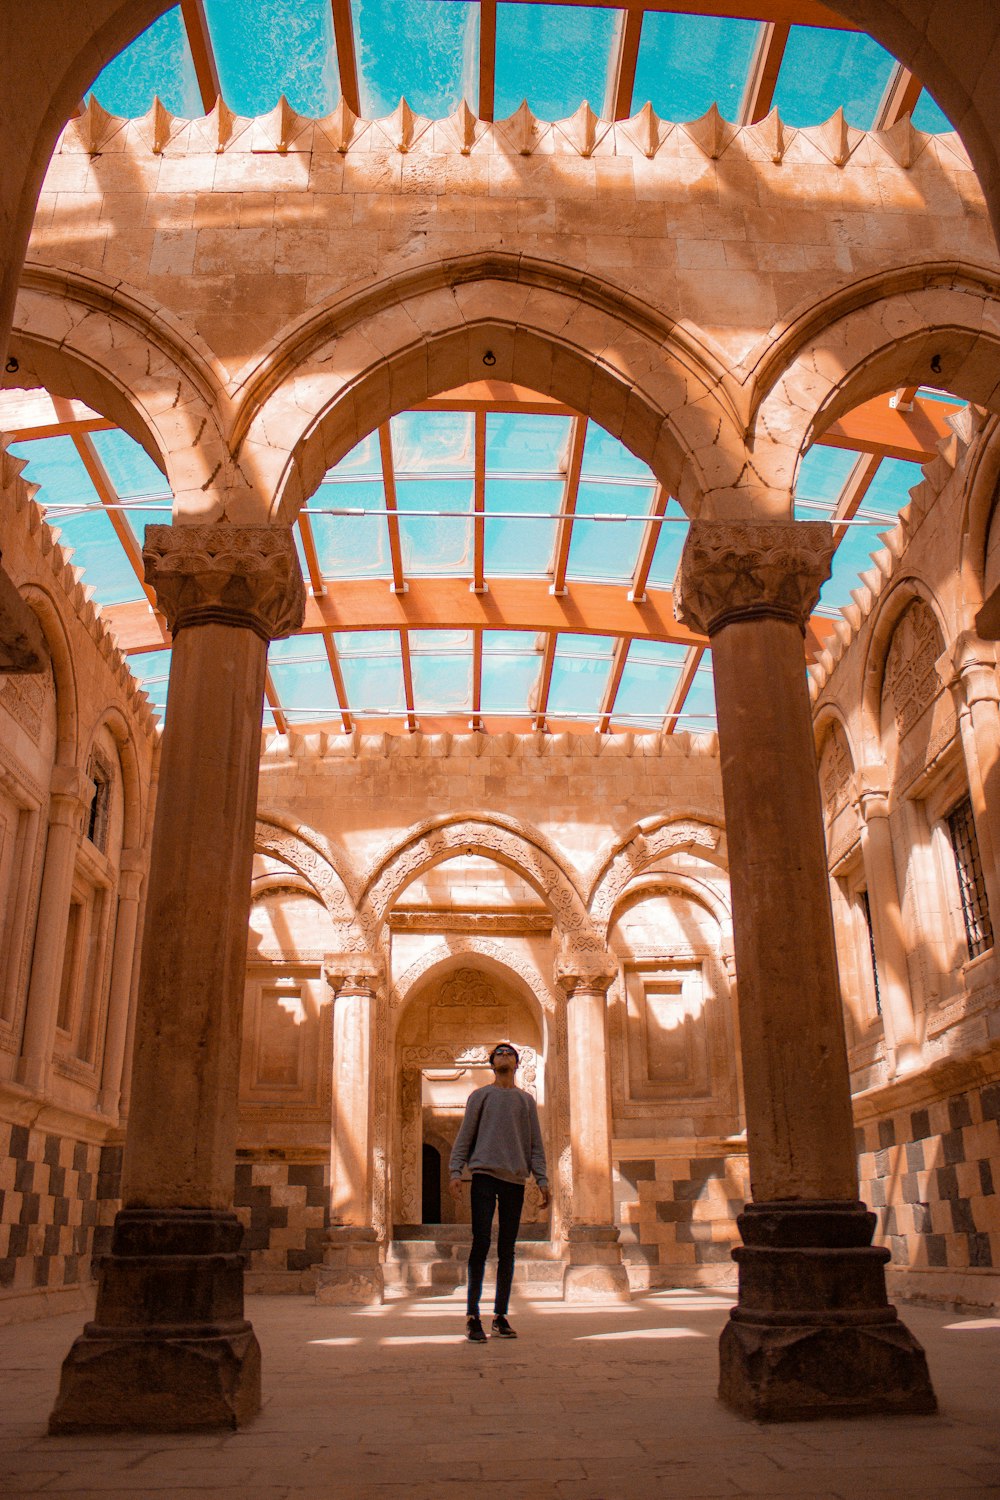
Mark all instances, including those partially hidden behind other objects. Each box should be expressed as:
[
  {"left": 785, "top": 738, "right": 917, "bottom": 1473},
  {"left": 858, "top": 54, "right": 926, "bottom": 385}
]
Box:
[
  {"left": 491, "top": 1315, "right": 517, "bottom": 1338},
  {"left": 466, "top": 1316, "right": 487, "bottom": 1343}
]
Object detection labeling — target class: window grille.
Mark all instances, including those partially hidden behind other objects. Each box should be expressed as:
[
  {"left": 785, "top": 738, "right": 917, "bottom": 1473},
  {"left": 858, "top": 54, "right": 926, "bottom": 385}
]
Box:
[
  {"left": 947, "top": 797, "right": 994, "bottom": 960},
  {"left": 859, "top": 889, "right": 881, "bottom": 1017},
  {"left": 86, "top": 760, "right": 111, "bottom": 853}
]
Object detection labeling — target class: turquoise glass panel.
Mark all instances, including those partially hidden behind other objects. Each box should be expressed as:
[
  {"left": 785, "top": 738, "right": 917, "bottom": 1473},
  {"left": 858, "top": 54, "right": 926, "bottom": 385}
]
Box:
[
  {"left": 88, "top": 6, "right": 201, "bottom": 118},
  {"left": 481, "top": 631, "right": 540, "bottom": 715},
  {"left": 391, "top": 410, "right": 475, "bottom": 475},
  {"left": 580, "top": 421, "right": 653, "bottom": 482},
  {"left": 645, "top": 501, "right": 689, "bottom": 590},
  {"left": 128, "top": 648, "right": 172, "bottom": 721},
  {"left": 912, "top": 90, "right": 953, "bottom": 135},
  {"left": 858, "top": 457, "right": 922, "bottom": 519},
  {"left": 485, "top": 478, "right": 562, "bottom": 576},
  {"left": 679, "top": 657, "right": 717, "bottom": 729},
  {"left": 334, "top": 632, "right": 405, "bottom": 715},
  {"left": 612, "top": 641, "right": 687, "bottom": 728},
  {"left": 311, "top": 479, "right": 391, "bottom": 578},
  {"left": 631, "top": 13, "right": 762, "bottom": 123},
  {"left": 397, "top": 479, "right": 473, "bottom": 574},
  {"left": 354, "top": 0, "right": 479, "bottom": 118},
  {"left": 268, "top": 635, "right": 325, "bottom": 664},
  {"left": 9, "top": 439, "right": 144, "bottom": 605},
  {"left": 410, "top": 629, "right": 473, "bottom": 713},
  {"left": 89, "top": 429, "right": 172, "bottom": 543},
  {"left": 793, "top": 445, "right": 860, "bottom": 519},
  {"left": 204, "top": 0, "right": 338, "bottom": 117},
  {"left": 494, "top": 2, "right": 619, "bottom": 122},
  {"left": 772, "top": 27, "right": 897, "bottom": 130},
  {"left": 547, "top": 634, "right": 615, "bottom": 718},
  {"left": 270, "top": 657, "right": 338, "bottom": 719},
  {"left": 327, "top": 431, "right": 383, "bottom": 479},
  {"left": 486, "top": 412, "right": 571, "bottom": 475},
  {"left": 565, "top": 481, "right": 650, "bottom": 584},
  {"left": 817, "top": 525, "right": 883, "bottom": 615}
]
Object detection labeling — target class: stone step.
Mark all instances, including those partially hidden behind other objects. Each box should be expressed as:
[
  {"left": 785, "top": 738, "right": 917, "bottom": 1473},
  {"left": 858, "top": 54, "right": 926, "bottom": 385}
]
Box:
[
  {"left": 384, "top": 1238, "right": 566, "bottom": 1297},
  {"left": 386, "top": 1237, "right": 561, "bottom": 1264}
]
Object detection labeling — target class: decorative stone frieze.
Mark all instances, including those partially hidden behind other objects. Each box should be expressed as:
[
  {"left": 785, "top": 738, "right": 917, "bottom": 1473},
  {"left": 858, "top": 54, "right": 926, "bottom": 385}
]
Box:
[
  {"left": 676, "top": 520, "right": 836, "bottom": 637},
  {"left": 882, "top": 599, "right": 944, "bottom": 738},
  {"left": 553, "top": 938, "right": 617, "bottom": 997},
  {"left": 323, "top": 949, "right": 384, "bottom": 995},
  {"left": 143, "top": 524, "right": 305, "bottom": 642}
]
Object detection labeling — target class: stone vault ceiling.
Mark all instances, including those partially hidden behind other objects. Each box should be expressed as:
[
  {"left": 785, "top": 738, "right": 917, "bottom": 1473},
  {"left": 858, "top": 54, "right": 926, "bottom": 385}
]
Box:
[{"left": 0, "top": 1, "right": 968, "bottom": 736}]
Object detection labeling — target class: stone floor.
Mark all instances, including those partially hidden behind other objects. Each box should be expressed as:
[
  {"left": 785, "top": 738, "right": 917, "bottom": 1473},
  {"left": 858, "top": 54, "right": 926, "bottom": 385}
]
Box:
[{"left": 1, "top": 1289, "right": 999, "bottom": 1499}]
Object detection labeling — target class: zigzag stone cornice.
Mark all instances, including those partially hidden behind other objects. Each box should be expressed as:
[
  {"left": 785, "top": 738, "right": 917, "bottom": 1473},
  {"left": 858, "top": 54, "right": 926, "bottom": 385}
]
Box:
[
  {"left": 258, "top": 726, "right": 720, "bottom": 762},
  {"left": 60, "top": 94, "right": 968, "bottom": 173},
  {"left": 0, "top": 440, "right": 159, "bottom": 740}
]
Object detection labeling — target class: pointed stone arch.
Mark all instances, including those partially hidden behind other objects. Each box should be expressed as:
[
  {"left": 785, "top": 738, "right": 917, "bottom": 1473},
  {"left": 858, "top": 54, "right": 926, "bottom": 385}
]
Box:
[
  {"left": 587, "top": 815, "right": 725, "bottom": 941},
  {"left": 231, "top": 252, "right": 746, "bottom": 524}
]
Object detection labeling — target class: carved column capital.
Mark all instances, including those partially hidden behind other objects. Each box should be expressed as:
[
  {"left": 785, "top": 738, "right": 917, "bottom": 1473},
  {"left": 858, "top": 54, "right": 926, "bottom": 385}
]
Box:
[
  {"left": 676, "top": 520, "right": 836, "bottom": 637},
  {"left": 553, "top": 938, "right": 617, "bottom": 997},
  {"left": 853, "top": 764, "right": 891, "bottom": 824},
  {"left": 324, "top": 950, "right": 384, "bottom": 997},
  {"left": 937, "top": 630, "right": 1000, "bottom": 710},
  {"left": 143, "top": 524, "right": 305, "bottom": 643}
]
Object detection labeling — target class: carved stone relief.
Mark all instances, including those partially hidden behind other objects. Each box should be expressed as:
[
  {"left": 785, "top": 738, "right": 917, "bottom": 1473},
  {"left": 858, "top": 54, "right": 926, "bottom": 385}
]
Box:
[
  {"left": 0, "top": 658, "right": 50, "bottom": 742},
  {"left": 819, "top": 723, "right": 854, "bottom": 824},
  {"left": 589, "top": 819, "right": 721, "bottom": 936},
  {"left": 882, "top": 600, "right": 945, "bottom": 742}
]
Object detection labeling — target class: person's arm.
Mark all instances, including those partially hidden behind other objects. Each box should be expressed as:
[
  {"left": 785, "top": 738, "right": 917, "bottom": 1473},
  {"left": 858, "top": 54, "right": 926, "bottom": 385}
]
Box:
[
  {"left": 527, "top": 1096, "right": 550, "bottom": 1205},
  {"left": 449, "top": 1089, "right": 485, "bottom": 1182}
]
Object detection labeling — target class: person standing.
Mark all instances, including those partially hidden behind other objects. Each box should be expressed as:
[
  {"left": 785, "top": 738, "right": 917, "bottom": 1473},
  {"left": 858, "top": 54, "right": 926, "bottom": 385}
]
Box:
[{"left": 449, "top": 1042, "right": 549, "bottom": 1343}]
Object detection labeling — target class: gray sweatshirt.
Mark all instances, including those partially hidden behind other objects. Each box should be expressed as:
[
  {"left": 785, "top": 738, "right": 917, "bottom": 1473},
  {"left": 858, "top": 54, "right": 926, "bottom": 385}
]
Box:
[{"left": 449, "top": 1085, "right": 548, "bottom": 1189}]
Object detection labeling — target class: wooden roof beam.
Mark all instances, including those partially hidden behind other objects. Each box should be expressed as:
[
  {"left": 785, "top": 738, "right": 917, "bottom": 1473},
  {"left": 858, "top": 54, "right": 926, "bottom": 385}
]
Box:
[
  {"left": 471, "top": 627, "right": 484, "bottom": 731},
  {"left": 597, "top": 638, "right": 630, "bottom": 733},
  {"left": 399, "top": 627, "right": 417, "bottom": 732},
  {"left": 331, "top": 0, "right": 361, "bottom": 117},
  {"left": 831, "top": 452, "right": 883, "bottom": 544},
  {"left": 533, "top": 633, "right": 557, "bottom": 731},
  {"left": 479, "top": 0, "right": 497, "bottom": 123},
  {"left": 472, "top": 409, "right": 487, "bottom": 595},
  {"left": 322, "top": 631, "right": 353, "bottom": 734},
  {"left": 180, "top": 0, "right": 222, "bottom": 114},
  {"left": 739, "top": 21, "right": 790, "bottom": 126},
  {"left": 629, "top": 484, "right": 670, "bottom": 603},
  {"left": 873, "top": 63, "right": 923, "bottom": 131},
  {"left": 551, "top": 417, "right": 588, "bottom": 598},
  {"left": 264, "top": 667, "right": 287, "bottom": 737},
  {"left": 378, "top": 422, "right": 407, "bottom": 595},
  {"left": 610, "top": 8, "right": 644, "bottom": 122},
  {"left": 663, "top": 646, "right": 704, "bottom": 734}
]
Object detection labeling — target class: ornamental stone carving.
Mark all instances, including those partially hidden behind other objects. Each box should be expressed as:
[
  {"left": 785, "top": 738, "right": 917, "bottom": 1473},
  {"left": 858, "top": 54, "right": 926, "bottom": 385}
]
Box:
[
  {"left": 819, "top": 723, "right": 854, "bottom": 822},
  {"left": 882, "top": 599, "right": 944, "bottom": 741},
  {"left": 143, "top": 524, "right": 306, "bottom": 641},
  {"left": 554, "top": 936, "right": 618, "bottom": 995},
  {"left": 589, "top": 819, "right": 721, "bottom": 936},
  {"left": 254, "top": 820, "right": 351, "bottom": 918},
  {"left": 676, "top": 520, "right": 836, "bottom": 636},
  {"left": 391, "top": 939, "right": 556, "bottom": 1013}
]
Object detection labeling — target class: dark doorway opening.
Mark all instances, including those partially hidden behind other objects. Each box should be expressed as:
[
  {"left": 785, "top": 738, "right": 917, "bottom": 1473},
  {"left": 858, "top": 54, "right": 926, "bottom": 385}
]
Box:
[{"left": 421, "top": 1143, "right": 442, "bottom": 1224}]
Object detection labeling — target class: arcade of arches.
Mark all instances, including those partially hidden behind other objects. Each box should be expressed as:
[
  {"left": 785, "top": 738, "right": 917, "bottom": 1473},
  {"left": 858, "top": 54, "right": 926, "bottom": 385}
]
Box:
[{"left": 4, "top": 0, "right": 1000, "bottom": 1446}]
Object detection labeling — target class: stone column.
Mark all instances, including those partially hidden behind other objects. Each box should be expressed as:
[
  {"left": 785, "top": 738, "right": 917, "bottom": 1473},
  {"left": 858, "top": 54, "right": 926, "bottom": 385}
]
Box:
[
  {"left": 51, "top": 524, "right": 304, "bottom": 1434},
  {"left": 98, "top": 849, "right": 147, "bottom": 1117},
  {"left": 556, "top": 945, "right": 630, "bottom": 1302},
  {"left": 939, "top": 632, "right": 1000, "bottom": 929},
  {"left": 315, "top": 953, "right": 384, "bottom": 1305},
  {"left": 854, "top": 768, "right": 920, "bottom": 1072},
  {"left": 677, "top": 519, "right": 934, "bottom": 1421},
  {"left": 17, "top": 766, "right": 93, "bottom": 1093}
]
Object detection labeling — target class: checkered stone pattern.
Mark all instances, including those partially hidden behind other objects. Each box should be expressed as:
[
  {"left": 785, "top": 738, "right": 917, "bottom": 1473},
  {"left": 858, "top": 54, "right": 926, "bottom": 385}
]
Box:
[
  {"left": 857, "top": 1080, "right": 1000, "bottom": 1273},
  {"left": 615, "top": 1154, "right": 750, "bottom": 1278},
  {"left": 233, "top": 1158, "right": 329, "bottom": 1273},
  {"left": 0, "top": 1121, "right": 120, "bottom": 1294}
]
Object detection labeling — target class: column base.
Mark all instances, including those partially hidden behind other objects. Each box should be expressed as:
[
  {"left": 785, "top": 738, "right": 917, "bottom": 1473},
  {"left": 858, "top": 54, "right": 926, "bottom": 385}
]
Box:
[
  {"left": 49, "top": 1208, "right": 261, "bottom": 1433},
  {"left": 563, "top": 1224, "right": 631, "bottom": 1302},
  {"left": 719, "top": 1201, "right": 936, "bottom": 1422},
  {"left": 315, "top": 1226, "right": 384, "bottom": 1306}
]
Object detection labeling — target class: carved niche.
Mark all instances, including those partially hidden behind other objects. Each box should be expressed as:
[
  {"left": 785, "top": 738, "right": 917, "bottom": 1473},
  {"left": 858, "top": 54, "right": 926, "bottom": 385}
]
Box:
[
  {"left": 819, "top": 723, "right": 853, "bottom": 825},
  {"left": 882, "top": 600, "right": 944, "bottom": 742}
]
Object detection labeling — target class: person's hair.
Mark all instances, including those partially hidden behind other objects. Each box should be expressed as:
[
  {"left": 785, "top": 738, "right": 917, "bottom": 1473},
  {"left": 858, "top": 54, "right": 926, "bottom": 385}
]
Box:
[{"left": 489, "top": 1041, "right": 520, "bottom": 1067}]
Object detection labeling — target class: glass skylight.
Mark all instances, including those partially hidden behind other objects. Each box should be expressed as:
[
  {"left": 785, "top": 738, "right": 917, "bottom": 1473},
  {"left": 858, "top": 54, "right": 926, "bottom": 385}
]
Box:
[
  {"left": 88, "top": 5, "right": 201, "bottom": 118},
  {"left": 269, "top": 634, "right": 339, "bottom": 719},
  {"left": 772, "top": 27, "right": 897, "bottom": 130},
  {"left": 631, "top": 12, "right": 761, "bottom": 123},
  {"left": 481, "top": 631, "right": 541, "bottom": 715},
  {"left": 203, "top": 0, "right": 339, "bottom": 118},
  {"left": 354, "top": 0, "right": 478, "bottom": 119},
  {"left": 334, "top": 632, "right": 405, "bottom": 715},
  {"left": 681, "top": 656, "right": 716, "bottom": 730},
  {"left": 410, "top": 629, "right": 473, "bottom": 713},
  {"left": 547, "top": 634, "right": 615, "bottom": 717},
  {"left": 613, "top": 640, "right": 687, "bottom": 727},
  {"left": 912, "top": 90, "right": 954, "bottom": 135},
  {"left": 494, "top": 2, "right": 619, "bottom": 122},
  {"left": 794, "top": 445, "right": 861, "bottom": 520},
  {"left": 128, "top": 648, "right": 172, "bottom": 718}
]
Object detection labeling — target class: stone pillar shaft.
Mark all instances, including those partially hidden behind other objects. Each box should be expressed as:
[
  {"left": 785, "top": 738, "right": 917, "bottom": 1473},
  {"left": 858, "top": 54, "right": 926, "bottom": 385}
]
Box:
[
  {"left": 565, "top": 984, "right": 615, "bottom": 1225},
  {"left": 50, "top": 524, "right": 304, "bottom": 1434},
  {"left": 855, "top": 771, "right": 919, "bottom": 1065},
  {"left": 677, "top": 519, "right": 934, "bottom": 1421},
  {"left": 17, "top": 767, "right": 92, "bottom": 1092},
  {"left": 99, "top": 851, "right": 146, "bottom": 1117}
]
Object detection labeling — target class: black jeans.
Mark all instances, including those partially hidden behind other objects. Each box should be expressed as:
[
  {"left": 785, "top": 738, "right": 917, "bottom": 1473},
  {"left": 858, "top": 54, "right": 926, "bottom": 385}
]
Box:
[{"left": 466, "top": 1173, "right": 525, "bottom": 1318}]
